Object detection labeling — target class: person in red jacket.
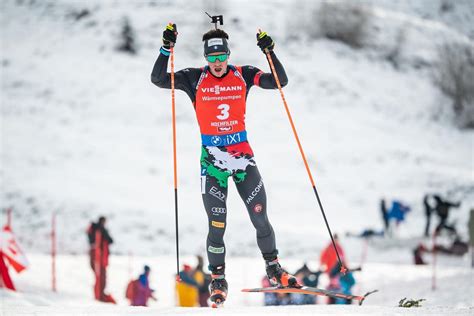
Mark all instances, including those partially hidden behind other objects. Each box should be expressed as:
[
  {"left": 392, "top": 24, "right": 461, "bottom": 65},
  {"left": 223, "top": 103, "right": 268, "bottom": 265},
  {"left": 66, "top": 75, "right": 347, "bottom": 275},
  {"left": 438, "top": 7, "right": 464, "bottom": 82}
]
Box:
[
  {"left": 151, "top": 24, "right": 300, "bottom": 305},
  {"left": 87, "top": 216, "right": 115, "bottom": 303},
  {"left": 320, "top": 234, "right": 346, "bottom": 304},
  {"left": 320, "top": 234, "right": 346, "bottom": 273}
]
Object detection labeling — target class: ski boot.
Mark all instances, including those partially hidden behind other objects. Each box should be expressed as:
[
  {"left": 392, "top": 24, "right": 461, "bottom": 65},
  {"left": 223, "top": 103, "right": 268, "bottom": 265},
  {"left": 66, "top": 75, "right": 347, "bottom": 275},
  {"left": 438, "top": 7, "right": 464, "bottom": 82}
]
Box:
[
  {"left": 209, "top": 266, "right": 228, "bottom": 308},
  {"left": 265, "top": 258, "right": 301, "bottom": 288}
]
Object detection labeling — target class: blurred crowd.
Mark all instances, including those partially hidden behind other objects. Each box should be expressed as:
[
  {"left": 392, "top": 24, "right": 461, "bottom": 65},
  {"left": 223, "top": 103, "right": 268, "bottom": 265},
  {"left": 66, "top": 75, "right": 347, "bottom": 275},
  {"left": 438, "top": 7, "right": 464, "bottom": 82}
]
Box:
[
  {"left": 5, "top": 190, "right": 470, "bottom": 306},
  {"left": 346, "top": 193, "right": 471, "bottom": 266},
  {"left": 81, "top": 190, "right": 472, "bottom": 307}
]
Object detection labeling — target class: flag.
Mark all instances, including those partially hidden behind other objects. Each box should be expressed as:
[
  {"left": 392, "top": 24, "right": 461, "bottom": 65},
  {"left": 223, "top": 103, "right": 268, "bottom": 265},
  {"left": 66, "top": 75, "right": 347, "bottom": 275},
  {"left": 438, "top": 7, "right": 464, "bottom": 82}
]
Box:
[{"left": 0, "top": 225, "right": 29, "bottom": 273}]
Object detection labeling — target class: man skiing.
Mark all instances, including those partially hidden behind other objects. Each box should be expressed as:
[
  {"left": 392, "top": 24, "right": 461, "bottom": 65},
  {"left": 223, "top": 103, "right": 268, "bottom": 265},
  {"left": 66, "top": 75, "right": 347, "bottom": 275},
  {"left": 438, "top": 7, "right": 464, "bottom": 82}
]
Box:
[{"left": 151, "top": 23, "right": 300, "bottom": 305}]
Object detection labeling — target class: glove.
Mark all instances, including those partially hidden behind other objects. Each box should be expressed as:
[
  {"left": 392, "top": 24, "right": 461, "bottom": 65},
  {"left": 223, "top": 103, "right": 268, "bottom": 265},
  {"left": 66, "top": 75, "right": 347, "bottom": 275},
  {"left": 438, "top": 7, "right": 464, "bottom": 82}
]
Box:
[
  {"left": 162, "top": 23, "right": 177, "bottom": 48},
  {"left": 257, "top": 31, "right": 275, "bottom": 53}
]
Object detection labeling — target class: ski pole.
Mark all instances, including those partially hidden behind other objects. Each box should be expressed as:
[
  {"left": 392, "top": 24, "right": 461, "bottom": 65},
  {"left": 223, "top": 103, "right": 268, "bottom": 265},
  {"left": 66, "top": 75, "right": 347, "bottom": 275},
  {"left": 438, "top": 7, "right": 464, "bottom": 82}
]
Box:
[
  {"left": 260, "top": 30, "right": 346, "bottom": 274},
  {"left": 169, "top": 25, "right": 181, "bottom": 281}
]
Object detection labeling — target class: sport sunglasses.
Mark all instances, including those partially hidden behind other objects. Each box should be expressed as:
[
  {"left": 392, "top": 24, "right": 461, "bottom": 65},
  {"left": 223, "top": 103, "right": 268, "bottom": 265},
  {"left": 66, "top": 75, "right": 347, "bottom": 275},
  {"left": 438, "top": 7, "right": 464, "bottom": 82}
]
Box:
[{"left": 206, "top": 54, "right": 229, "bottom": 63}]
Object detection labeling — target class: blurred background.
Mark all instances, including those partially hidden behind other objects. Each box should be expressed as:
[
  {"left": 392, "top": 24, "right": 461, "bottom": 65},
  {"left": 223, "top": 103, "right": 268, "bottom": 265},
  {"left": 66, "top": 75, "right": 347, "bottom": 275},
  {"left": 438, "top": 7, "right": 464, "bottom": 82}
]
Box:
[{"left": 1, "top": 0, "right": 473, "bottom": 311}]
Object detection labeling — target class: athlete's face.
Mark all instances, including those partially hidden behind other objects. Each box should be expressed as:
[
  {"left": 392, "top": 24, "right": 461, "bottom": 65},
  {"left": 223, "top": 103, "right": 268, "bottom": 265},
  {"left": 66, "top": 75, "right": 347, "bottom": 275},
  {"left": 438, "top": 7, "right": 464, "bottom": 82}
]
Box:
[{"left": 206, "top": 52, "right": 229, "bottom": 77}]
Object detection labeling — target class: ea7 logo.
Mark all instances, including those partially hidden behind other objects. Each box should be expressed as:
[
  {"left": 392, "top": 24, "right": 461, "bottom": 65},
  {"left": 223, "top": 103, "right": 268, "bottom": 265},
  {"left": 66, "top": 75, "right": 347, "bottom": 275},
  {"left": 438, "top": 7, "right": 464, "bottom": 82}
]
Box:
[{"left": 209, "top": 186, "right": 226, "bottom": 202}]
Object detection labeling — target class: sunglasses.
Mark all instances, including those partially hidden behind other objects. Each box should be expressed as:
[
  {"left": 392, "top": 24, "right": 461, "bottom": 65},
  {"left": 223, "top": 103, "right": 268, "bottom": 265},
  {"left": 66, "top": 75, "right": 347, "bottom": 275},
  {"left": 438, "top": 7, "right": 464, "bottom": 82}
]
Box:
[{"left": 206, "top": 54, "right": 229, "bottom": 63}]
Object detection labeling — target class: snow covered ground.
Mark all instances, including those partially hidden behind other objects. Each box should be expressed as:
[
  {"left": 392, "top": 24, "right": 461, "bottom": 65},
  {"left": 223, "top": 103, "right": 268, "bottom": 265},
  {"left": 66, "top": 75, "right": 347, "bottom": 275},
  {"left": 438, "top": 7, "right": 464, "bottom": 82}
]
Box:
[
  {"left": 1, "top": 253, "right": 473, "bottom": 315},
  {"left": 1, "top": 0, "right": 473, "bottom": 314}
]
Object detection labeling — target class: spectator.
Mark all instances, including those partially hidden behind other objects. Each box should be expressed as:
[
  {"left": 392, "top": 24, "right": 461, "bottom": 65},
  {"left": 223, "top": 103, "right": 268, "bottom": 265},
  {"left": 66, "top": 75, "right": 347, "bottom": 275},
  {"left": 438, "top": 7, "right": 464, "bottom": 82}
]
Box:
[
  {"left": 413, "top": 243, "right": 427, "bottom": 265},
  {"left": 193, "top": 255, "right": 211, "bottom": 307},
  {"left": 346, "top": 229, "right": 384, "bottom": 239},
  {"left": 334, "top": 266, "right": 355, "bottom": 305},
  {"left": 176, "top": 264, "right": 199, "bottom": 307},
  {"left": 380, "top": 199, "right": 389, "bottom": 232},
  {"left": 382, "top": 200, "right": 411, "bottom": 236},
  {"left": 127, "top": 265, "right": 157, "bottom": 306},
  {"left": 320, "top": 235, "right": 347, "bottom": 304},
  {"left": 433, "top": 237, "right": 468, "bottom": 256},
  {"left": 433, "top": 195, "right": 460, "bottom": 236},
  {"left": 423, "top": 194, "right": 436, "bottom": 237},
  {"left": 87, "top": 216, "right": 115, "bottom": 303},
  {"left": 389, "top": 200, "right": 411, "bottom": 224},
  {"left": 320, "top": 234, "right": 346, "bottom": 274},
  {"left": 293, "top": 263, "right": 321, "bottom": 305}
]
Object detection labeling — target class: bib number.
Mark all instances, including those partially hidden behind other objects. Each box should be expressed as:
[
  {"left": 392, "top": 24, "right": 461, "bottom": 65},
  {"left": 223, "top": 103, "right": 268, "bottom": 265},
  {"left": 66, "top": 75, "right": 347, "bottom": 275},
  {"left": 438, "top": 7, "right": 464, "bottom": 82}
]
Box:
[{"left": 216, "top": 104, "right": 230, "bottom": 120}]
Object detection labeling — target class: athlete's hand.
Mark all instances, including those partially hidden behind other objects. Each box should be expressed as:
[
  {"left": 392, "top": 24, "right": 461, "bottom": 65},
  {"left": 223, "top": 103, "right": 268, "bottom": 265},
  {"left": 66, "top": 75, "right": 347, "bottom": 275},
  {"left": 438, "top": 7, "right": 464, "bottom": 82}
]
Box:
[
  {"left": 162, "top": 23, "right": 178, "bottom": 48},
  {"left": 256, "top": 31, "right": 275, "bottom": 53}
]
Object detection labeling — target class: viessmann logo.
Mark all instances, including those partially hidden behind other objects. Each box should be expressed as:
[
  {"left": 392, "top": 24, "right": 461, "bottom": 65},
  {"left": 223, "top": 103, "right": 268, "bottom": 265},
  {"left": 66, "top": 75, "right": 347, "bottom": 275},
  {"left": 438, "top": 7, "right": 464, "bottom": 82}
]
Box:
[{"left": 201, "top": 85, "right": 242, "bottom": 95}]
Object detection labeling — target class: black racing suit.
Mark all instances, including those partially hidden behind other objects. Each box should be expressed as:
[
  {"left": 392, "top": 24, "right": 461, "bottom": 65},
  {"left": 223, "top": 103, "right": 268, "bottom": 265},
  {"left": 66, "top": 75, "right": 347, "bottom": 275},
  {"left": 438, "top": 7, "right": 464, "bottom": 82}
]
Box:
[{"left": 151, "top": 47, "right": 288, "bottom": 272}]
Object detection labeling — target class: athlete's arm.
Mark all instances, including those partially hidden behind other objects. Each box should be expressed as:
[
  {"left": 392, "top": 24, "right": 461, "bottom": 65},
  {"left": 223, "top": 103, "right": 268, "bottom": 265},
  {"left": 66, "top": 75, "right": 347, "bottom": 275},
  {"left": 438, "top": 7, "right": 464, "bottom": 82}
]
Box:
[
  {"left": 150, "top": 49, "right": 201, "bottom": 101},
  {"left": 241, "top": 52, "right": 288, "bottom": 90}
]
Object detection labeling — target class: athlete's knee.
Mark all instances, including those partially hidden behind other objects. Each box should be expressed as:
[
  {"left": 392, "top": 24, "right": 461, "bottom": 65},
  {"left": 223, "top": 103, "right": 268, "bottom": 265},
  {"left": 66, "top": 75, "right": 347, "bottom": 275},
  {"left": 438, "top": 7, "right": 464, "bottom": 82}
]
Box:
[{"left": 250, "top": 213, "right": 273, "bottom": 235}]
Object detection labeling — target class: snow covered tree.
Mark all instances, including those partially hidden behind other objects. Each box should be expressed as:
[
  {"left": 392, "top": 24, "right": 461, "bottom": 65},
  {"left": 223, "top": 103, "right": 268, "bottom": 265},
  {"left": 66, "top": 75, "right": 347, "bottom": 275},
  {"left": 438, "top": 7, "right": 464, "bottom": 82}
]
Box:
[
  {"left": 434, "top": 42, "right": 474, "bottom": 128},
  {"left": 116, "top": 17, "right": 137, "bottom": 55},
  {"left": 317, "top": 2, "right": 371, "bottom": 48}
]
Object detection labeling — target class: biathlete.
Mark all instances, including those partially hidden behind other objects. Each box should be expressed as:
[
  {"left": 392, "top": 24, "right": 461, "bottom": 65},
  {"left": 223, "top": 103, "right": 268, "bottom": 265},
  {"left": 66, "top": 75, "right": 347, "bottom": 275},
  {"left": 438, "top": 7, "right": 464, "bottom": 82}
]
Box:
[{"left": 151, "top": 23, "right": 300, "bottom": 305}]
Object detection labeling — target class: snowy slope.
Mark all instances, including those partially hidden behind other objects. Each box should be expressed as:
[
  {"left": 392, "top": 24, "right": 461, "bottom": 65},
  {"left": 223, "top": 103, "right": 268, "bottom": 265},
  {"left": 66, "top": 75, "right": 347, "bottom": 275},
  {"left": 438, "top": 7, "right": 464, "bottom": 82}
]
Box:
[
  {"left": 1, "top": 254, "right": 473, "bottom": 315},
  {"left": 1, "top": 0, "right": 473, "bottom": 314}
]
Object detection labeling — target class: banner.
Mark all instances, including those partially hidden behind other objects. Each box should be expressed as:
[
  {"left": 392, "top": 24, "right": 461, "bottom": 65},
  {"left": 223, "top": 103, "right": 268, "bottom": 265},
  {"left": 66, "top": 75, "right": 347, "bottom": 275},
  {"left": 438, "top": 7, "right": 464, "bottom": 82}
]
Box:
[{"left": 0, "top": 225, "right": 29, "bottom": 273}]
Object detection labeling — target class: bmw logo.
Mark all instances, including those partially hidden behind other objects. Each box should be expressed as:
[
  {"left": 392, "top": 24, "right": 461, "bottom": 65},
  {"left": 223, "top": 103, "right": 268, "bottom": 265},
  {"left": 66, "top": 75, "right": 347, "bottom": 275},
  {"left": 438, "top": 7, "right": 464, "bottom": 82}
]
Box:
[{"left": 211, "top": 136, "right": 222, "bottom": 145}]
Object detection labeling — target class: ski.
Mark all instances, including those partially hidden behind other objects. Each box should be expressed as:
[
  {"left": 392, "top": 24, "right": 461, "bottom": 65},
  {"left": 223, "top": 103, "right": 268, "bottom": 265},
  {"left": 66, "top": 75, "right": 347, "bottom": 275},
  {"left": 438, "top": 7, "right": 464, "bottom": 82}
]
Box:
[{"left": 242, "top": 286, "right": 378, "bottom": 305}]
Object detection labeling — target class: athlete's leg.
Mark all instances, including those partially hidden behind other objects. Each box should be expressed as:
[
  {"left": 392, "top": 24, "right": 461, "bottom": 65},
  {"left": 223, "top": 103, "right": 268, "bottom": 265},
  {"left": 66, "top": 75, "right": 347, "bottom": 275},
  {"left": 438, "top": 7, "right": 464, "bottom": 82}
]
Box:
[
  {"left": 201, "top": 146, "right": 230, "bottom": 269},
  {"left": 233, "top": 150, "right": 299, "bottom": 288},
  {"left": 234, "top": 164, "right": 277, "bottom": 260}
]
